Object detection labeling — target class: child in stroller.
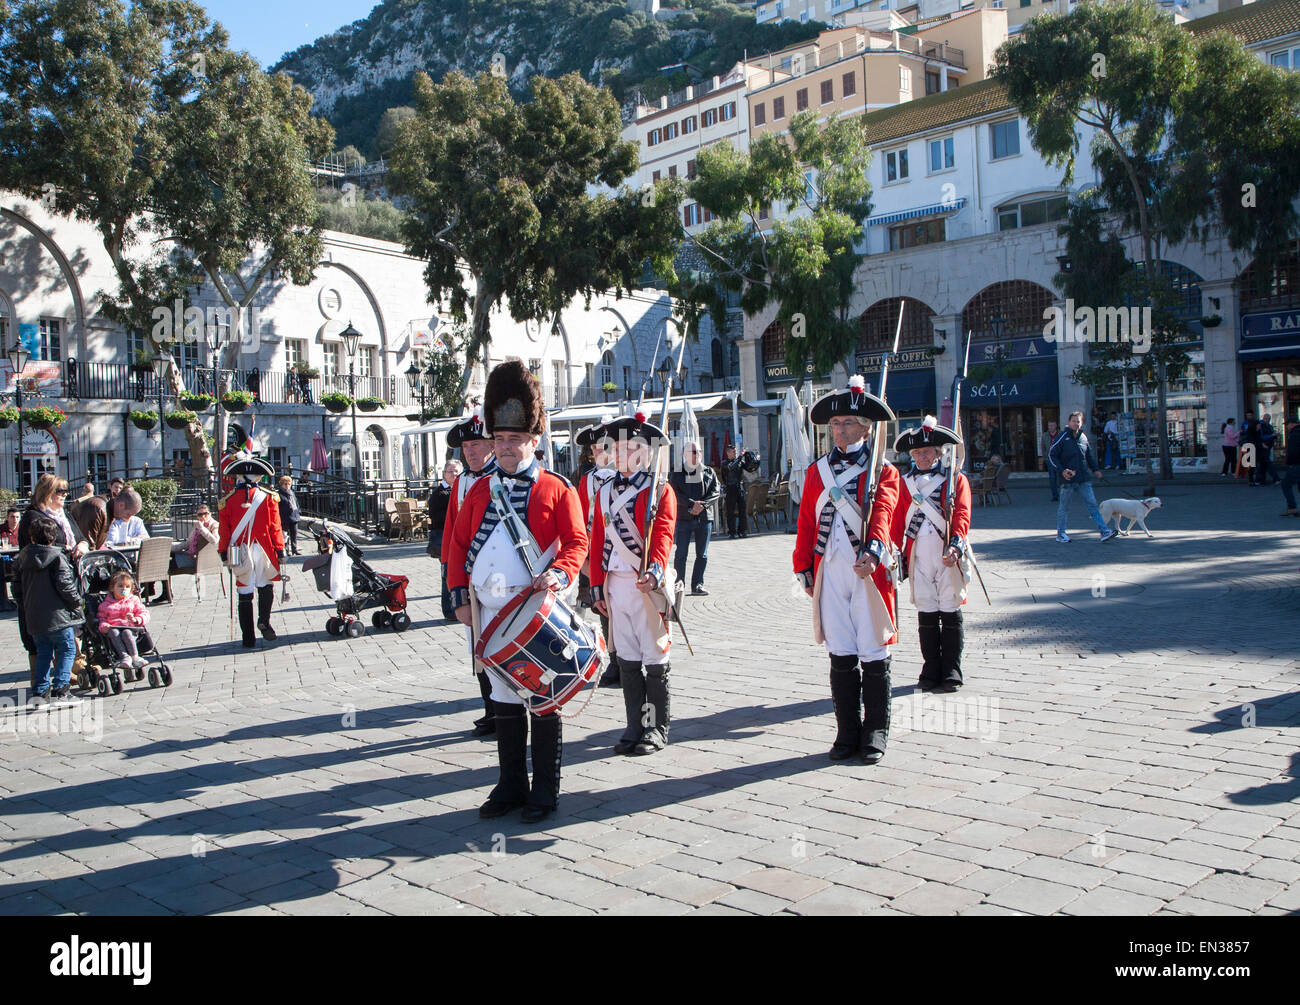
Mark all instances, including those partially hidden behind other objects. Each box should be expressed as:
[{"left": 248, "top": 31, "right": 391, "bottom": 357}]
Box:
[
  {"left": 303, "top": 520, "right": 411, "bottom": 638},
  {"left": 79, "top": 550, "right": 174, "bottom": 696}
]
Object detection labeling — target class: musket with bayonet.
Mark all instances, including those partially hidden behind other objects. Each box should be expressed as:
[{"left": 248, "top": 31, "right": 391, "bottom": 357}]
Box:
[
  {"left": 636, "top": 320, "right": 696, "bottom": 656},
  {"left": 859, "top": 301, "right": 905, "bottom": 562},
  {"left": 945, "top": 331, "right": 990, "bottom": 605}
]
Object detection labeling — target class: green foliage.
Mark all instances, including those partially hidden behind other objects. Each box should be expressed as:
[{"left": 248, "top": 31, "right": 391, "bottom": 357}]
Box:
[
  {"left": 165, "top": 409, "right": 198, "bottom": 428},
  {"left": 21, "top": 405, "right": 68, "bottom": 426},
  {"left": 424, "top": 324, "right": 475, "bottom": 417},
  {"left": 0, "top": 488, "right": 16, "bottom": 512},
  {"left": 316, "top": 189, "right": 408, "bottom": 242},
  {"left": 389, "top": 69, "right": 682, "bottom": 395},
  {"left": 133, "top": 478, "right": 179, "bottom": 524},
  {"left": 129, "top": 409, "right": 159, "bottom": 428},
  {"left": 675, "top": 111, "right": 872, "bottom": 374},
  {"left": 221, "top": 390, "right": 255, "bottom": 408},
  {"left": 0, "top": 405, "right": 18, "bottom": 424},
  {"left": 180, "top": 392, "right": 213, "bottom": 410},
  {"left": 321, "top": 391, "right": 353, "bottom": 410}
]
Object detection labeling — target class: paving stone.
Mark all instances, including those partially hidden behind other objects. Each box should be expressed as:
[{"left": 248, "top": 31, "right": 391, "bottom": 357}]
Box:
[
  {"left": 731, "top": 866, "right": 829, "bottom": 902},
  {"left": 1060, "top": 887, "right": 1164, "bottom": 916},
  {"left": 987, "top": 876, "right": 1082, "bottom": 914},
  {"left": 1181, "top": 873, "right": 1284, "bottom": 911},
  {"left": 887, "top": 882, "right": 983, "bottom": 916}
]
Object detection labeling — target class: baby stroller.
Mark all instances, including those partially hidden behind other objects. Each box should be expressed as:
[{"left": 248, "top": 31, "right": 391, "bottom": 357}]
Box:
[
  {"left": 77, "top": 550, "right": 174, "bottom": 696},
  {"left": 303, "top": 520, "right": 411, "bottom": 639}
]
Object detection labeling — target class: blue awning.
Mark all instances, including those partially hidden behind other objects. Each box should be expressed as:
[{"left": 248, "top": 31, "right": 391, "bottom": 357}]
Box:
[{"left": 867, "top": 197, "right": 967, "bottom": 228}]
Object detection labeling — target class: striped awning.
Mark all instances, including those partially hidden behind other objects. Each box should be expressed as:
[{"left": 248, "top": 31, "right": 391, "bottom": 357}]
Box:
[{"left": 867, "top": 197, "right": 967, "bottom": 228}]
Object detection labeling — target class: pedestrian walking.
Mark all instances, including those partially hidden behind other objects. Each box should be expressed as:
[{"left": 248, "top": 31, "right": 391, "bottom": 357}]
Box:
[
  {"left": 1049, "top": 411, "right": 1117, "bottom": 543},
  {"left": 1042, "top": 421, "right": 1061, "bottom": 500},
  {"left": 18, "top": 475, "right": 89, "bottom": 679},
  {"left": 14, "top": 517, "right": 83, "bottom": 704},
  {"left": 277, "top": 475, "right": 302, "bottom": 555},
  {"left": 669, "top": 440, "right": 720, "bottom": 596},
  {"left": 1103, "top": 412, "right": 1120, "bottom": 469},
  {"left": 441, "top": 406, "right": 497, "bottom": 734},
  {"left": 891, "top": 417, "right": 971, "bottom": 693},
  {"left": 1279, "top": 420, "right": 1300, "bottom": 517},
  {"left": 793, "top": 375, "right": 899, "bottom": 765},
  {"left": 1221, "top": 418, "right": 1239, "bottom": 477}
]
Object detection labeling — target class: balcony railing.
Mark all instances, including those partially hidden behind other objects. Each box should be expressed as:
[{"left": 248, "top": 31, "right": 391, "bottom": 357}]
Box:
[{"left": 54, "top": 360, "right": 421, "bottom": 408}]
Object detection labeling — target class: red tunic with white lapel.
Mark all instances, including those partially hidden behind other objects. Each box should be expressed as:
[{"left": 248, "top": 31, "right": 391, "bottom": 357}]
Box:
[
  {"left": 589, "top": 480, "right": 677, "bottom": 589},
  {"left": 792, "top": 457, "right": 900, "bottom": 639},
  {"left": 217, "top": 483, "right": 285, "bottom": 583},
  {"left": 440, "top": 466, "right": 492, "bottom": 566},
  {"left": 445, "top": 470, "right": 587, "bottom": 595},
  {"left": 889, "top": 468, "right": 972, "bottom": 569}
]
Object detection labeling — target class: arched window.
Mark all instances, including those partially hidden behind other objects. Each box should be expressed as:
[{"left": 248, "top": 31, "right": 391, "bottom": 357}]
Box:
[
  {"left": 711, "top": 338, "right": 724, "bottom": 378},
  {"left": 1238, "top": 240, "right": 1300, "bottom": 313},
  {"left": 599, "top": 350, "right": 615, "bottom": 387},
  {"left": 858, "top": 296, "right": 936, "bottom": 352},
  {"left": 761, "top": 319, "right": 788, "bottom": 364},
  {"left": 962, "top": 280, "right": 1056, "bottom": 340}
]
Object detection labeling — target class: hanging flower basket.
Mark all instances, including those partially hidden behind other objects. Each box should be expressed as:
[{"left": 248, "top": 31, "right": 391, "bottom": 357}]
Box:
[
  {"left": 321, "top": 391, "right": 353, "bottom": 414},
  {"left": 129, "top": 409, "right": 159, "bottom": 431},
  {"left": 165, "top": 409, "right": 197, "bottom": 430},
  {"left": 0, "top": 405, "right": 18, "bottom": 429},
  {"left": 180, "top": 392, "right": 213, "bottom": 412},
  {"left": 22, "top": 405, "right": 68, "bottom": 430},
  {"left": 356, "top": 396, "right": 384, "bottom": 412},
  {"left": 221, "top": 391, "right": 254, "bottom": 413}
]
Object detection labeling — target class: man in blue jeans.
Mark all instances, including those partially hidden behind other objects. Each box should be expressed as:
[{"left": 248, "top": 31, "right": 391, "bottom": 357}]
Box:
[
  {"left": 1049, "top": 411, "right": 1117, "bottom": 544},
  {"left": 13, "top": 517, "right": 84, "bottom": 703}
]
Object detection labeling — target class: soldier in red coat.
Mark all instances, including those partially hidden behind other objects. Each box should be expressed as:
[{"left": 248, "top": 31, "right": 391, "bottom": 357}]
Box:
[
  {"left": 574, "top": 416, "right": 619, "bottom": 687},
  {"left": 440, "top": 406, "right": 498, "bottom": 737},
  {"left": 793, "top": 376, "right": 899, "bottom": 764},
  {"left": 217, "top": 456, "right": 285, "bottom": 648},
  {"left": 589, "top": 412, "right": 677, "bottom": 756},
  {"left": 890, "top": 417, "right": 971, "bottom": 693},
  {"left": 445, "top": 361, "right": 587, "bottom": 824}
]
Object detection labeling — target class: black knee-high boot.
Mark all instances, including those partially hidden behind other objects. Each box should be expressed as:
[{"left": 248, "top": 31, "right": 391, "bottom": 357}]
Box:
[
  {"left": 615, "top": 657, "right": 645, "bottom": 755},
  {"left": 828, "top": 654, "right": 861, "bottom": 760},
  {"left": 917, "top": 611, "right": 942, "bottom": 692},
  {"left": 937, "top": 610, "right": 964, "bottom": 692},
  {"left": 237, "top": 594, "right": 256, "bottom": 648},
  {"left": 257, "top": 585, "right": 277, "bottom": 640},
  {"left": 480, "top": 701, "right": 528, "bottom": 818},
  {"left": 633, "top": 663, "right": 670, "bottom": 755},
  {"left": 472, "top": 671, "right": 496, "bottom": 736},
  {"left": 524, "top": 713, "right": 561, "bottom": 822},
  {"left": 860, "top": 657, "right": 892, "bottom": 764}
]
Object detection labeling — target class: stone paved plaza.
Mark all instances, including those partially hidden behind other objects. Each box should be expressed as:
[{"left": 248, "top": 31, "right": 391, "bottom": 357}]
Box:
[{"left": 1, "top": 480, "right": 1298, "bottom": 916}]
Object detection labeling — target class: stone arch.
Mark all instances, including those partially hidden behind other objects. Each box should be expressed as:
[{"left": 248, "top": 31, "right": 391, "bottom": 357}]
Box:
[
  {"left": 316, "top": 260, "right": 389, "bottom": 379},
  {"left": 961, "top": 280, "right": 1057, "bottom": 340},
  {"left": 0, "top": 207, "right": 89, "bottom": 357},
  {"left": 857, "top": 295, "right": 938, "bottom": 353}
]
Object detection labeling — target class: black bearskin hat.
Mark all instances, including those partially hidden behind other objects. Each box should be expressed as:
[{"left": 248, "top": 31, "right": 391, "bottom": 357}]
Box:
[{"left": 484, "top": 360, "right": 546, "bottom": 436}]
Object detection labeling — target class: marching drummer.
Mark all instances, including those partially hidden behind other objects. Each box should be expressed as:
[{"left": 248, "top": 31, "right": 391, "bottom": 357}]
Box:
[
  {"left": 575, "top": 416, "right": 619, "bottom": 688},
  {"left": 890, "top": 416, "right": 970, "bottom": 693},
  {"left": 793, "top": 376, "right": 900, "bottom": 765},
  {"left": 445, "top": 361, "right": 587, "bottom": 823},
  {"left": 589, "top": 411, "right": 677, "bottom": 757},
  {"left": 441, "top": 403, "right": 498, "bottom": 737}
]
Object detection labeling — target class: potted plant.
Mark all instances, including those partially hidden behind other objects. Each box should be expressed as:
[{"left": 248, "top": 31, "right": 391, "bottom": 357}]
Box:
[
  {"left": 132, "top": 347, "right": 155, "bottom": 373},
  {"left": 0, "top": 405, "right": 18, "bottom": 428},
  {"left": 165, "top": 409, "right": 197, "bottom": 430},
  {"left": 180, "top": 391, "right": 213, "bottom": 411},
  {"left": 134, "top": 477, "right": 179, "bottom": 535},
  {"left": 22, "top": 405, "right": 68, "bottom": 429},
  {"left": 356, "top": 396, "right": 384, "bottom": 412},
  {"left": 129, "top": 408, "right": 159, "bottom": 430},
  {"left": 601, "top": 381, "right": 618, "bottom": 401},
  {"left": 321, "top": 390, "right": 353, "bottom": 413},
  {"left": 221, "top": 390, "right": 254, "bottom": 412}
]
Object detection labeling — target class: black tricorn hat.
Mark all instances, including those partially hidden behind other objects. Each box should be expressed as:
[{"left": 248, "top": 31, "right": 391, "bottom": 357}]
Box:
[
  {"left": 894, "top": 415, "right": 961, "bottom": 453},
  {"left": 810, "top": 375, "right": 894, "bottom": 425},
  {"left": 226, "top": 456, "right": 274, "bottom": 482},
  {"left": 600, "top": 409, "right": 667, "bottom": 446},
  {"left": 575, "top": 412, "right": 617, "bottom": 447},
  {"left": 484, "top": 360, "right": 545, "bottom": 436},
  {"left": 447, "top": 405, "right": 489, "bottom": 448}
]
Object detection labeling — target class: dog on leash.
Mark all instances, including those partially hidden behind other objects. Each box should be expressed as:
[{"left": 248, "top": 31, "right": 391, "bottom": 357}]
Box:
[{"left": 1099, "top": 497, "right": 1163, "bottom": 538}]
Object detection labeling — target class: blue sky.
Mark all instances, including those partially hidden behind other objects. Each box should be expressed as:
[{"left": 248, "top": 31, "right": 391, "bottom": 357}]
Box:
[{"left": 199, "top": 1, "right": 382, "bottom": 68}]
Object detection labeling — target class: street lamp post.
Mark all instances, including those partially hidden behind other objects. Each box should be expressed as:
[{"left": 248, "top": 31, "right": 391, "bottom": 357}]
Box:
[
  {"left": 405, "top": 356, "right": 433, "bottom": 477},
  {"left": 153, "top": 353, "right": 171, "bottom": 480},
  {"left": 340, "top": 321, "right": 362, "bottom": 504},
  {"left": 204, "top": 323, "right": 223, "bottom": 494},
  {"left": 8, "top": 342, "right": 30, "bottom": 494}
]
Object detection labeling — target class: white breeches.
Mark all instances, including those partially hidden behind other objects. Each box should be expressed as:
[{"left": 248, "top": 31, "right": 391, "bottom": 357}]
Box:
[
  {"left": 818, "top": 545, "right": 889, "bottom": 662},
  {"left": 606, "top": 571, "right": 670, "bottom": 665},
  {"left": 235, "top": 542, "right": 277, "bottom": 594},
  {"left": 909, "top": 532, "right": 966, "bottom": 613}
]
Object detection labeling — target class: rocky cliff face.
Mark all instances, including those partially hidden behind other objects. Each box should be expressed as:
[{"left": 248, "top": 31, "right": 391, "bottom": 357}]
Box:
[{"left": 271, "top": 0, "right": 822, "bottom": 153}]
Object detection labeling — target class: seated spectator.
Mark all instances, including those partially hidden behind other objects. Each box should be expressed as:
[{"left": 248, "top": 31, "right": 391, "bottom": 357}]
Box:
[
  {"left": 171, "top": 505, "right": 219, "bottom": 573},
  {"left": 104, "top": 489, "right": 149, "bottom": 546}
]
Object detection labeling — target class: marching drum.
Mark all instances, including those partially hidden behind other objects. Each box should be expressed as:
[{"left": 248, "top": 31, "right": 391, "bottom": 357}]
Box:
[{"left": 475, "top": 585, "right": 607, "bottom": 716}]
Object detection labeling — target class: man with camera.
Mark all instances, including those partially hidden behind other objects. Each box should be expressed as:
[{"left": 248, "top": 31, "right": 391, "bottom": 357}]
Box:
[{"left": 721, "top": 443, "right": 756, "bottom": 539}]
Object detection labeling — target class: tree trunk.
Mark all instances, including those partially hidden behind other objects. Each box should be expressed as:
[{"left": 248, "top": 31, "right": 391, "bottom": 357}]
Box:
[{"left": 455, "top": 277, "right": 497, "bottom": 401}]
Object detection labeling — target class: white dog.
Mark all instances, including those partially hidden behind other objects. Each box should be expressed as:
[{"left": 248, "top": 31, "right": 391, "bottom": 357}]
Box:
[{"left": 1099, "top": 497, "right": 1163, "bottom": 538}]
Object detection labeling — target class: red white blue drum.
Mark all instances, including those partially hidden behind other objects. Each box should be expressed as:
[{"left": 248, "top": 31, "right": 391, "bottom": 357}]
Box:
[{"left": 475, "top": 585, "right": 607, "bottom": 715}]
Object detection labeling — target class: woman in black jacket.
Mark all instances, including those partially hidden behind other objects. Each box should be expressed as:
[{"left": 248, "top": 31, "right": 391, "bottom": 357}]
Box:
[
  {"left": 14, "top": 518, "right": 84, "bottom": 702},
  {"left": 17, "top": 474, "right": 88, "bottom": 674},
  {"left": 427, "top": 459, "right": 461, "bottom": 620}
]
